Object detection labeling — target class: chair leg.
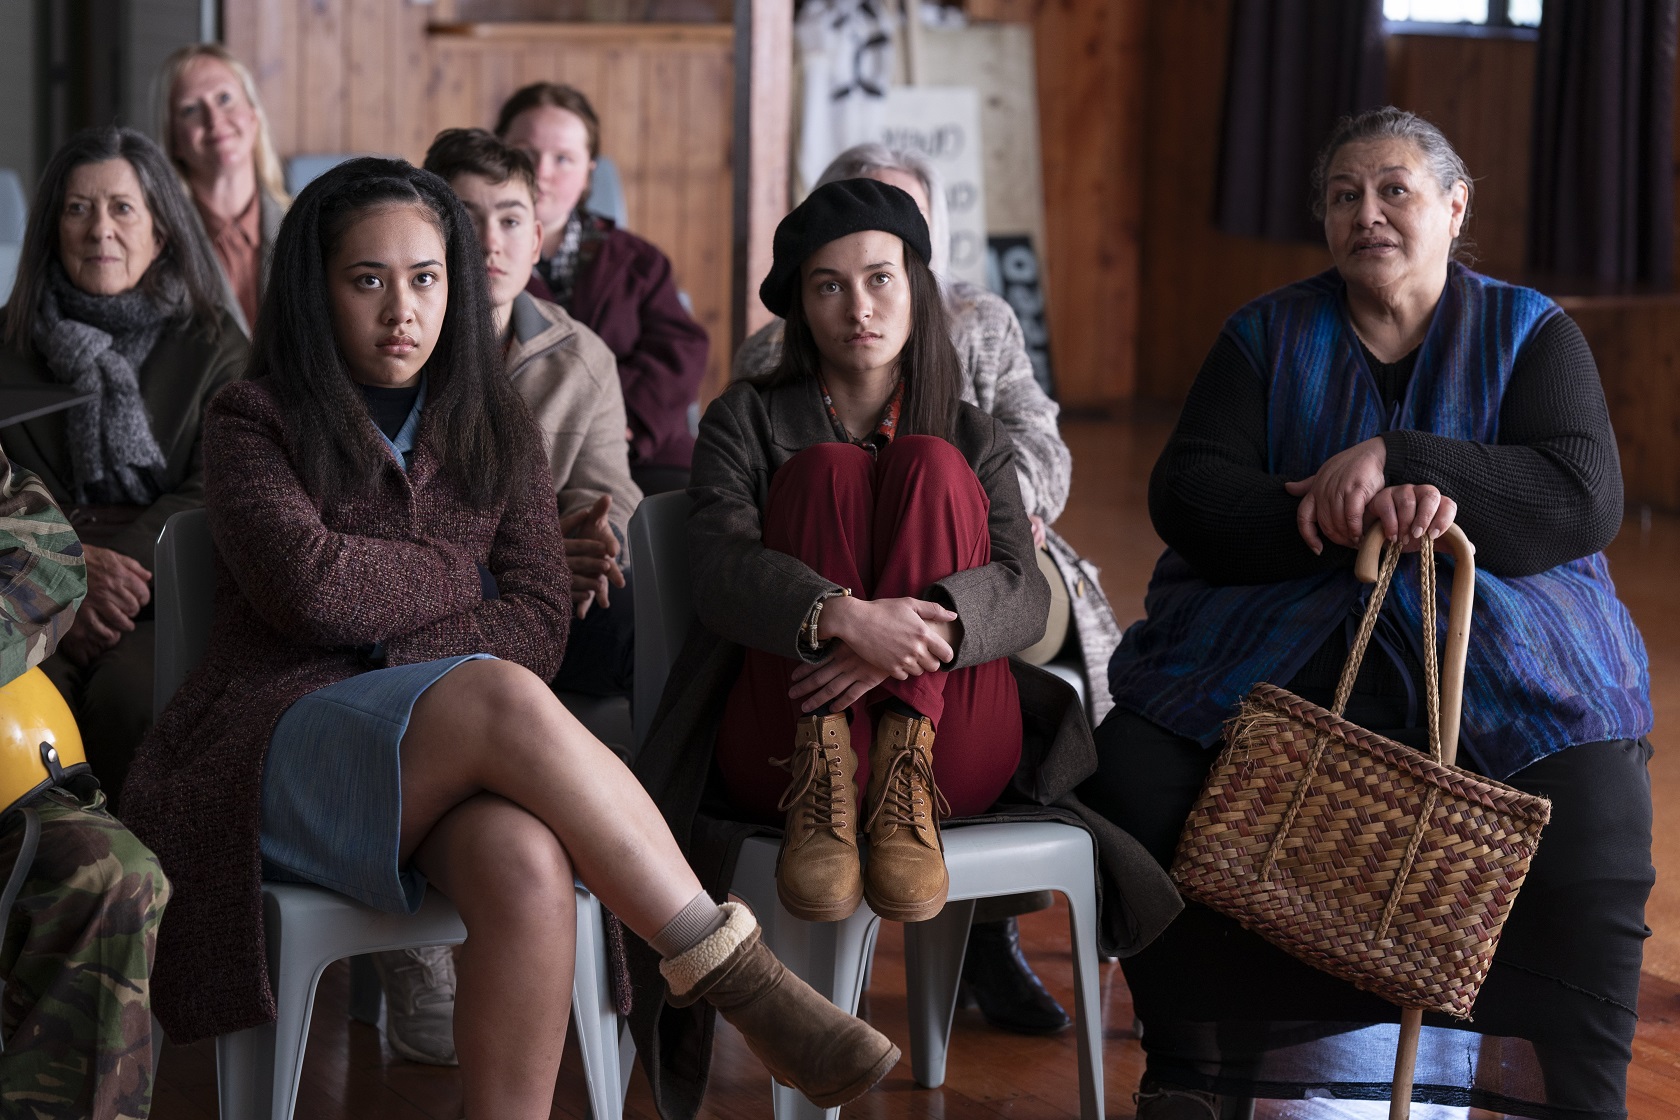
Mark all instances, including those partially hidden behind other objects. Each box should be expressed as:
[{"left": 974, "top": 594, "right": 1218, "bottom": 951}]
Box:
[
  {"left": 347, "top": 954, "right": 383, "bottom": 1026},
  {"left": 616, "top": 1022, "right": 638, "bottom": 1103},
  {"left": 903, "top": 899, "right": 976, "bottom": 1089},
  {"left": 216, "top": 1022, "right": 280, "bottom": 1120},
  {"left": 261, "top": 895, "right": 343, "bottom": 1120},
  {"left": 570, "top": 886, "right": 625, "bottom": 1120},
  {"left": 1061, "top": 876, "right": 1106, "bottom": 1120},
  {"left": 731, "top": 838, "right": 884, "bottom": 1120},
  {"left": 760, "top": 901, "right": 882, "bottom": 1120}
]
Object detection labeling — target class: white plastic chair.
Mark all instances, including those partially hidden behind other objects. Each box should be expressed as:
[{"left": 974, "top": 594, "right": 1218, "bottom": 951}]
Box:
[
  {"left": 153, "top": 509, "right": 631, "bottom": 1120},
  {"left": 587, "top": 155, "right": 630, "bottom": 230},
  {"left": 0, "top": 168, "right": 27, "bottom": 307},
  {"left": 626, "top": 491, "right": 1106, "bottom": 1120}
]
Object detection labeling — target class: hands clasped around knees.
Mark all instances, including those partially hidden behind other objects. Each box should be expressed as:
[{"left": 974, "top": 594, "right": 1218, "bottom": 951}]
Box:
[
  {"left": 790, "top": 593, "right": 958, "bottom": 714},
  {"left": 1284, "top": 436, "right": 1458, "bottom": 555}
]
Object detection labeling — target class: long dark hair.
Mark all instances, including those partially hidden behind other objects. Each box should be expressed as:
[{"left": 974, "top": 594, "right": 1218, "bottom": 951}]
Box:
[
  {"left": 763, "top": 239, "right": 959, "bottom": 441},
  {"left": 3, "top": 126, "right": 228, "bottom": 349},
  {"left": 250, "top": 157, "right": 535, "bottom": 507}
]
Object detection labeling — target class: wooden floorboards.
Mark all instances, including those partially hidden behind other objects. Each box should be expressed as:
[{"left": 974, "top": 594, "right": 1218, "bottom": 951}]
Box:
[{"left": 148, "top": 902, "right": 1680, "bottom": 1119}]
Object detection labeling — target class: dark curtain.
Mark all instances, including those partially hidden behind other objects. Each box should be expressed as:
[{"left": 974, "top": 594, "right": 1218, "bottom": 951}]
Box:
[
  {"left": 1528, "top": 0, "right": 1679, "bottom": 288},
  {"left": 1215, "top": 0, "right": 1388, "bottom": 243}
]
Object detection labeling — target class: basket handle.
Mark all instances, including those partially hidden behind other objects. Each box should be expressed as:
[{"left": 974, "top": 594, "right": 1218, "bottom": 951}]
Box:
[
  {"left": 1355, "top": 525, "right": 1476, "bottom": 1120},
  {"left": 1355, "top": 523, "right": 1476, "bottom": 769}
]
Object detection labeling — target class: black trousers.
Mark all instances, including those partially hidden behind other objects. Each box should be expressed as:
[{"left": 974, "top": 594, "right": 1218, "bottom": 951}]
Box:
[
  {"left": 1080, "top": 692, "right": 1654, "bottom": 1120},
  {"left": 39, "top": 620, "right": 155, "bottom": 814},
  {"left": 551, "top": 570, "right": 635, "bottom": 698}
]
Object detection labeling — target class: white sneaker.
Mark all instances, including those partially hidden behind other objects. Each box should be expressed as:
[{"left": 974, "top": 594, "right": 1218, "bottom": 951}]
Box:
[{"left": 371, "top": 945, "right": 459, "bottom": 1066}]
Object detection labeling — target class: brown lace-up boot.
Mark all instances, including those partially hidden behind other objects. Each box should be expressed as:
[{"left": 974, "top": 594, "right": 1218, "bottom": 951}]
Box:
[
  {"left": 661, "top": 902, "right": 900, "bottom": 1107},
  {"left": 863, "top": 708, "right": 950, "bottom": 922},
  {"left": 772, "top": 712, "right": 863, "bottom": 921}
]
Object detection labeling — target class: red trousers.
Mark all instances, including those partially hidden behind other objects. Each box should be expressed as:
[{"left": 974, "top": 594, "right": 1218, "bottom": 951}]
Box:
[{"left": 715, "top": 437, "right": 1022, "bottom": 822}]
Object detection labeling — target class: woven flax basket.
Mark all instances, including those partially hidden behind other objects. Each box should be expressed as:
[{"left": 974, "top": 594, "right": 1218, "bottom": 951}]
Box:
[{"left": 1170, "top": 532, "right": 1552, "bottom": 1019}]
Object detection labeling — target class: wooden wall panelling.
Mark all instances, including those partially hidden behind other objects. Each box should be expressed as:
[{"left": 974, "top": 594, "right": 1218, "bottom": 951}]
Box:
[
  {"left": 680, "top": 48, "right": 733, "bottom": 398},
  {"left": 1386, "top": 32, "right": 1536, "bottom": 280},
  {"left": 590, "top": 44, "right": 636, "bottom": 229},
  {"left": 1673, "top": 46, "right": 1680, "bottom": 286},
  {"left": 395, "top": 4, "right": 435, "bottom": 160},
  {"left": 644, "top": 50, "right": 690, "bottom": 266},
  {"left": 737, "top": 0, "right": 792, "bottom": 341},
  {"left": 1563, "top": 297, "right": 1680, "bottom": 514},
  {"left": 427, "top": 40, "right": 483, "bottom": 144},
  {"left": 225, "top": 0, "right": 299, "bottom": 154},
  {"left": 344, "top": 0, "right": 391, "bottom": 156},
  {"left": 298, "top": 0, "right": 346, "bottom": 154},
  {"left": 1137, "top": 0, "right": 1332, "bottom": 405},
  {"left": 1033, "top": 0, "right": 1146, "bottom": 408}
]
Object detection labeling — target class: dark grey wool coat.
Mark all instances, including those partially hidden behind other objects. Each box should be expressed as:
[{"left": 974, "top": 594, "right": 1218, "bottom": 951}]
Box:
[
  {"left": 625, "top": 376, "right": 1182, "bottom": 1120},
  {"left": 122, "top": 378, "right": 573, "bottom": 1043}
]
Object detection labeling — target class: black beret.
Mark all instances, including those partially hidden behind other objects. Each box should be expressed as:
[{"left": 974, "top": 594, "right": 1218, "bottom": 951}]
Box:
[{"left": 758, "top": 178, "right": 933, "bottom": 318}]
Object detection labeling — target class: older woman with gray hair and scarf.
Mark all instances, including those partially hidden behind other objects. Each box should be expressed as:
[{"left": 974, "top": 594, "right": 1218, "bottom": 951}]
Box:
[
  {"left": 0, "top": 125, "right": 246, "bottom": 808},
  {"left": 735, "top": 144, "right": 1124, "bottom": 1038}
]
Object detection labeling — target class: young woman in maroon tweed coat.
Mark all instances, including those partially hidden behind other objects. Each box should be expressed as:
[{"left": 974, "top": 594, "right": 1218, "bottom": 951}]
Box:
[{"left": 121, "top": 159, "right": 897, "bottom": 1120}]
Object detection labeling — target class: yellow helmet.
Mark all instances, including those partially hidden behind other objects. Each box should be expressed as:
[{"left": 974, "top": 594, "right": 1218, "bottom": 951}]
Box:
[{"left": 0, "top": 667, "right": 89, "bottom": 817}]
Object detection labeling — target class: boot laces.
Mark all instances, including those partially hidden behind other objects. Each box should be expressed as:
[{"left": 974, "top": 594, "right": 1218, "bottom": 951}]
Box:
[
  {"left": 864, "top": 739, "right": 950, "bottom": 833},
  {"left": 771, "top": 736, "right": 846, "bottom": 830}
]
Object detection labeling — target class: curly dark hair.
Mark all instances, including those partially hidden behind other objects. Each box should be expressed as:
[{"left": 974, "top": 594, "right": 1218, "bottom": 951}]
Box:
[{"left": 249, "top": 157, "right": 536, "bottom": 507}]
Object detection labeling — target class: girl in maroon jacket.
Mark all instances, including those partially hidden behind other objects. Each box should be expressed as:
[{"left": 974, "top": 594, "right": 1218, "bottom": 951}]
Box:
[
  {"left": 497, "top": 83, "right": 709, "bottom": 495},
  {"left": 122, "top": 159, "right": 895, "bottom": 1119}
]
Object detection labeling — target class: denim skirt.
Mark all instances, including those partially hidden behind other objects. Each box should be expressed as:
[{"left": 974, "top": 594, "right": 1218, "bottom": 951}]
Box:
[{"left": 259, "top": 654, "right": 492, "bottom": 913}]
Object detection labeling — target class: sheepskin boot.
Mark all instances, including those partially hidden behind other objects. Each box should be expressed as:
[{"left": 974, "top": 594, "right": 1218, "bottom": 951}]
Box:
[
  {"left": 773, "top": 712, "right": 863, "bottom": 921},
  {"left": 660, "top": 902, "right": 900, "bottom": 1107},
  {"left": 863, "top": 709, "right": 950, "bottom": 923}
]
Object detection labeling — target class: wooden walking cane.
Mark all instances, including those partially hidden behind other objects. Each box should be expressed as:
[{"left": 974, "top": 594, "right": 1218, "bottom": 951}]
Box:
[{"left": 1355, "top": 522, "right": 1477, "bottom": 1120}]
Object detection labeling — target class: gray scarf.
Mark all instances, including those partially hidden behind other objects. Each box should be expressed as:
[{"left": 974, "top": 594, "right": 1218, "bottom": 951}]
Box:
[{"left": 33, "top": 263, "right": 182, "bottom": 505}]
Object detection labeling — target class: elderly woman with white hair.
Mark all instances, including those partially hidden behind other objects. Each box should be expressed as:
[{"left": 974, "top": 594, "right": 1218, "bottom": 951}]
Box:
[
  {"left": 734, "top": 143, "right": 1122, "bottom": 1037},
  {"left": 154, "top": 43, "right": 290, "bottom": 334}
]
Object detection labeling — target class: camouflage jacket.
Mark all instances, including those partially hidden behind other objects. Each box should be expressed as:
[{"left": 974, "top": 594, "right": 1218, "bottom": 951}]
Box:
[{"left": 0, "top": 442, "right": 86, "bottom": 685}]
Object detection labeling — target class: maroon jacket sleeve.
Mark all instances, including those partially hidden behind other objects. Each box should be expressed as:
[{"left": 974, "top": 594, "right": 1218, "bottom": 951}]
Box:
[
  {"left": 579, "top": 231, "right": 710, "bottom": 469},
  {"left": 203, "top": 382, "right": 483, "bottom": 648},
  {"left": 383, "top": 444, "right": 574, "bottom": 679}
]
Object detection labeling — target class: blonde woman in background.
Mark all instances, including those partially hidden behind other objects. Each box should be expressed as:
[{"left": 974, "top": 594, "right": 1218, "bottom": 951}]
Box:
[{"left": 154, "top": 43, "right": 289, "bottom": 334}]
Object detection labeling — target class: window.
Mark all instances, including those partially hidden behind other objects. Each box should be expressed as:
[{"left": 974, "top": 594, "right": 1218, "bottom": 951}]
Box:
[{"left": 1383, "top": 0, "right": 1542, "bottom": 28}]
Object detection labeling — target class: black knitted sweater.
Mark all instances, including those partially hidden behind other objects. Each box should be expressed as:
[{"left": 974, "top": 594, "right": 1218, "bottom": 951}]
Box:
[{"left": 1149, "top": 312, "right": 1623, "bottom": 586}]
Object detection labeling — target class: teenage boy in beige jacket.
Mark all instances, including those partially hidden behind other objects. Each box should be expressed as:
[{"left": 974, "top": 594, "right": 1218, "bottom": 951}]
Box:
[
  {"left": 427, "top": 128, "right": 642, "bottom": 685},
  {"left": 360, "top": 129, "right": 644, "bottom": 1069}
]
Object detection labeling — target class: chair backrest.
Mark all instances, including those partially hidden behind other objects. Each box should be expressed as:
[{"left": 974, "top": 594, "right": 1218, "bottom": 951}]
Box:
[
  {"left": 284, "top": 153, "right": 361, "bottom": 197},
  {"left": 626, "top": 490, "right": 693, "bottom": 745},
  {"left": 152, "top": 509, "right": 216, "bottom": 721},
  {"left": 588, "top": 155, "right": 629, "bottom": 230},
  {"left": 0, "top": 170, "right": 26, "bottom": 244},
  {"left": 0, "top": 169, "right": 26, "bottom": 307}
]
